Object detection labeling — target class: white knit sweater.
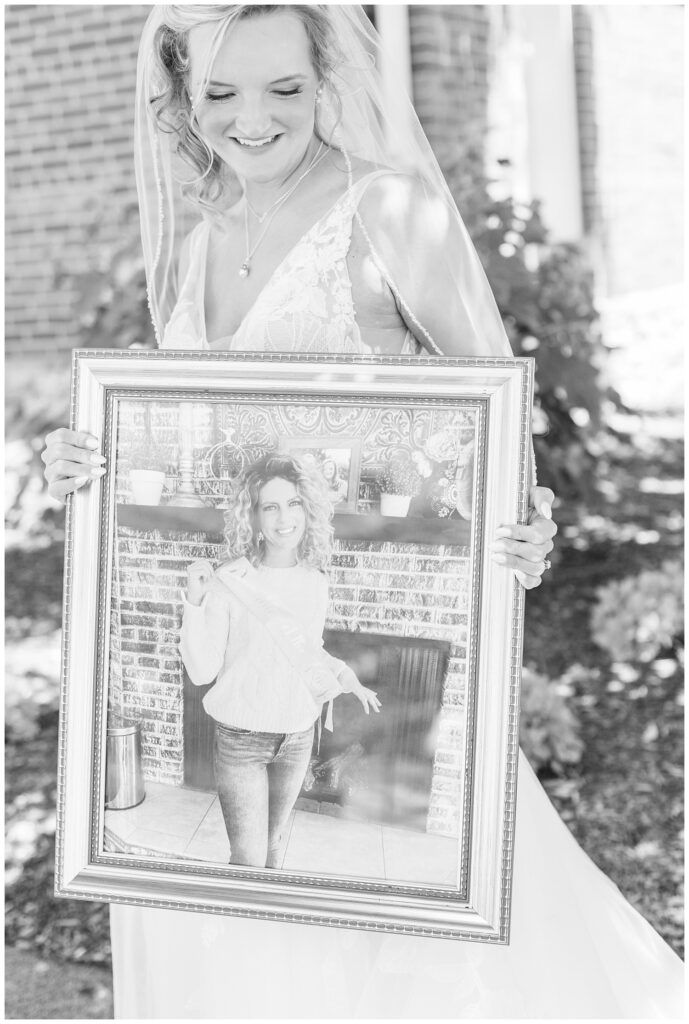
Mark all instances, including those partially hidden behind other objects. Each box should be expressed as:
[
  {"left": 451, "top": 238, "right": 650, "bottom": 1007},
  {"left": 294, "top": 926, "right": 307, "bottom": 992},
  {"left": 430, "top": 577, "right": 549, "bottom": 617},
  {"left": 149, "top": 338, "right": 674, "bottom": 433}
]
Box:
[{"left": 180, "top": 561, "right": 349, "bottom": 733}]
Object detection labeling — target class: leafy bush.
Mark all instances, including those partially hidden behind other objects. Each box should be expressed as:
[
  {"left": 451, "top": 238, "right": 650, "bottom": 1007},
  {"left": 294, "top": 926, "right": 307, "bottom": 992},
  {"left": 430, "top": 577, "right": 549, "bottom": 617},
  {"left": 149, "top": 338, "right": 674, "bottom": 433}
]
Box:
[
  {"left": 5, "top": 359, "right": 72, "bottom": 543},
  {"left": 591, "top": 560, "right": 684, "bottom": 663},
  {"left": 445, "top": 139, "right": 620, "bottom": 499},
  {"left": 519, "top": 665, "right": 585, "bottom": 774},
  {"left": 65, "top": 200, "right": 155, "bottom": 352}
]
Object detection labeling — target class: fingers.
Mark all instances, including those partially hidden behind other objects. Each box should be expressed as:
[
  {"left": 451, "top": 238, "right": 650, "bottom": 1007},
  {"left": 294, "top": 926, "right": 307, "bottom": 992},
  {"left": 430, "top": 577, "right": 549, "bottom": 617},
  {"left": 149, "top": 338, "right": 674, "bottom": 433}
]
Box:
[
  {"left": 528, "top": 484, "right": 555, "bottom": 520},
  {"left": 493, "top": 549, "right": 549, "bottom": 576},
  {"left": 47, "top": 474, "right": 93, "bottom": 503},
  {"left": 496, "top": 519, "right": 557, "bottom": 543},
  {"left": 515, "top": 570, "right": 542, "bottom": 590},
  {"left": 356, "top": 689, "right": 381, "bottom": 714},
  {"left": 491, "top": 536, "right": 554, "bottom": 565},
  {"left": 44, "top": 460, "right": 106, "bottom": 503},
  {"left": 42, "top": 429, "right": 101, "bottom": 464},
  {"left": 43, "top": 444, "right": 106, "bottom": 471}
]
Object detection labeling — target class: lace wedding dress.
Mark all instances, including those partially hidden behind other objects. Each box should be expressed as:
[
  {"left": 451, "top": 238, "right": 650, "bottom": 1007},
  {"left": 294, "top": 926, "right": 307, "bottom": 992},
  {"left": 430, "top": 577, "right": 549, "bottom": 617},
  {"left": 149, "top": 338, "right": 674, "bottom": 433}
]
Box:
[{"left": 110, "top": 176, "right": 683, "bottom": 1019}]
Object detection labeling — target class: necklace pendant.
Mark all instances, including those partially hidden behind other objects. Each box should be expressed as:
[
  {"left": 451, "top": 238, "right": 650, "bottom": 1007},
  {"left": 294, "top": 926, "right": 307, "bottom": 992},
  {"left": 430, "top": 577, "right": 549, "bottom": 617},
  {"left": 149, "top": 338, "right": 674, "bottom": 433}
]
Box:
[{"left": 238, "top": 263, "right": 250, "bottom": 279}]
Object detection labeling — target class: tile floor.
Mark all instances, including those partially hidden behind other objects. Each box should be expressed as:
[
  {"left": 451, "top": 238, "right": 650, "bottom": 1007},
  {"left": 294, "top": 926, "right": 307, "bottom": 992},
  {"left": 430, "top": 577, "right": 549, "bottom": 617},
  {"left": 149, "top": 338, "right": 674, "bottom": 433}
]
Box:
[{"left": 104, "top": 781, "right": 459, "bottom": 886}]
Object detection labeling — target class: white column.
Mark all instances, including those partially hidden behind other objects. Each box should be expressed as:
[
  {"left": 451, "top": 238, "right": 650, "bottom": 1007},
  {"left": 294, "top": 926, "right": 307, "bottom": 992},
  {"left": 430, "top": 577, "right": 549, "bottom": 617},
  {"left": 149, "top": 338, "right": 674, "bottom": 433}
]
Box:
[{"left": 516, "top": 5, "right": 584, "bottom": 241}]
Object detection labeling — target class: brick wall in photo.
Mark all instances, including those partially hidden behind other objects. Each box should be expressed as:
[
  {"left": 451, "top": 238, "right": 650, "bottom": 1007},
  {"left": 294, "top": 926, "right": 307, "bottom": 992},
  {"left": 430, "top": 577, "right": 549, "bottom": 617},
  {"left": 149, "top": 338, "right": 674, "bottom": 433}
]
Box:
[
  {"left": 107, "top": 397, "right": 477, "bottom": 837},
  {"left": 113, "top": 529, "right": 470, "bottom": 838}
]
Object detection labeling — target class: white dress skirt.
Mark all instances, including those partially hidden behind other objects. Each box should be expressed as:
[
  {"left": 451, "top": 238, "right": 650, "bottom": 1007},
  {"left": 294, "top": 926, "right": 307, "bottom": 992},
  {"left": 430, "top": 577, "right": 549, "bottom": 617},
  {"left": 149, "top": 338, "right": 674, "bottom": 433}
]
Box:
[
  {"left": 111, "top": 206, "right": 683, "bottom": 1017},
  {"left": 110, "top": 750, "right": 683, "bottom": 1019}
]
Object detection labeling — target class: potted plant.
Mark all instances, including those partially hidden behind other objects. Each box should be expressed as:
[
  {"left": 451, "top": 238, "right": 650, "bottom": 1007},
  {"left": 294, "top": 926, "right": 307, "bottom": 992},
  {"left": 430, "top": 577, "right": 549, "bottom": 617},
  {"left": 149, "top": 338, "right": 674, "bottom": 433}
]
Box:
[
  {"left": 377, "top": 458, "right": 423, "bottom": 517},
  {"left": 128, "top": 443, "right": 168, "bottom": 506}
]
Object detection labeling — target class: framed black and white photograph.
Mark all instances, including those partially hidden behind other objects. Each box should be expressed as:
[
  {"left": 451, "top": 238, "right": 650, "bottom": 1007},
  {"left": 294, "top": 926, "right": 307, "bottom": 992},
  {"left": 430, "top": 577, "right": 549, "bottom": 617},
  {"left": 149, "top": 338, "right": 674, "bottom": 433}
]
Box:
[{"left": 56, "top": 349, "right": 533, "bottom": 942}]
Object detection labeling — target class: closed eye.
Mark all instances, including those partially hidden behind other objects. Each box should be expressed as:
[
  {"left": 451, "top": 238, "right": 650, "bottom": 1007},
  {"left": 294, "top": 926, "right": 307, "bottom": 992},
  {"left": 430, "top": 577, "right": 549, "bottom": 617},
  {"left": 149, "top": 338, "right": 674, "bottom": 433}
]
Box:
[{"left": 205, "top": 87, "right": 302, "bottom": 103}]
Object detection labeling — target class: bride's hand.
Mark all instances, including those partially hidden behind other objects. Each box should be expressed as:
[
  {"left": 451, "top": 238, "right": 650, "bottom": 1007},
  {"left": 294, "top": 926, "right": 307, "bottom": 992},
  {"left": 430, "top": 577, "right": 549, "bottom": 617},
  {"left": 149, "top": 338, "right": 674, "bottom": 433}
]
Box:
[
  {"left": 41, "top": 428, "right": 106, "bottom": 503},
  {"left": 491, "top": 485, "right": 557, "bottom": 590}
]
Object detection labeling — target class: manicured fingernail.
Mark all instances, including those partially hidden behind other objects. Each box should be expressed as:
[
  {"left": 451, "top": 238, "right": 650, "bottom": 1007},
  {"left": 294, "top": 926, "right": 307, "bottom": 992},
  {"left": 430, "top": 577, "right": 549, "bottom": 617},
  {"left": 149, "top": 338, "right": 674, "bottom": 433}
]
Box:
[
  {"left": 490, "top": 541, "right": 506, "bottom": 553},
  {"left": 84, "top": 437, "right": 99, "bottom": 450},
  {"left": 91, "top": 467, "right": 106, "bottom": 477},
  {"left": 539, "top": 502, "right": 552, "bottom": 519},
  {"left": 495, "top": 527, "right": 512, "bottom": 538},
  {"left": 492, "top": 553, "right": 507, "bottom": 564},
  {"left": 75, "top": 476, "right": 88, "bottom": 487},
  {"left": 90, "top": 453, "right": 106, "bottom": 465}
]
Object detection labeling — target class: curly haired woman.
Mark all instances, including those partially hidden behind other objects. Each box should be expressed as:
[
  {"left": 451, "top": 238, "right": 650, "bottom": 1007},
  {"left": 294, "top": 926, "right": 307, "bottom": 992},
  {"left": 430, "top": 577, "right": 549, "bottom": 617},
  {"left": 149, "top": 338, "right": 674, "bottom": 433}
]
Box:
[{"left": 180, "top": 452, "right": 380, "bottom": 868}]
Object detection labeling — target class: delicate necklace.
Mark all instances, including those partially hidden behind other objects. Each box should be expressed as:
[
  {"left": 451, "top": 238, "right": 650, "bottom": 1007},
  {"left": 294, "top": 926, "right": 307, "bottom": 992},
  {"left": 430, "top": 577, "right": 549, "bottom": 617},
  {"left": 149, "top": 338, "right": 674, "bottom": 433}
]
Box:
[
  {"left": 246, "top": 187, "right": 293, "bottom": 225},
  {"left": 238, "top": 142, "right": 327, "bottom": 279}
]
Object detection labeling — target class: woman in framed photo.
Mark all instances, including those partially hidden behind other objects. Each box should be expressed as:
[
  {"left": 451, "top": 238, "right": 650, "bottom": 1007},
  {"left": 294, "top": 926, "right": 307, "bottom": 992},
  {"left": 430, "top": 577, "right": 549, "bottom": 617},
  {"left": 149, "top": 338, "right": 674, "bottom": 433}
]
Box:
[
  {"left": 41, "top": 3, "right": 681, "bottom": 1018},
  {"left": 180, "top": 452, "right": 379, "bottom": 868}
]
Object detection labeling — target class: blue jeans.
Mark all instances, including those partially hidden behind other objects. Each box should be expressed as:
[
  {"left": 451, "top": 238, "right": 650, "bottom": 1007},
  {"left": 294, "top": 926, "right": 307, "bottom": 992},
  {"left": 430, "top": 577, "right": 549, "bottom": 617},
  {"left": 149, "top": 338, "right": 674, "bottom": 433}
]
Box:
[{"left": 214, "top": 722, "right": 315, "bottom": 869}]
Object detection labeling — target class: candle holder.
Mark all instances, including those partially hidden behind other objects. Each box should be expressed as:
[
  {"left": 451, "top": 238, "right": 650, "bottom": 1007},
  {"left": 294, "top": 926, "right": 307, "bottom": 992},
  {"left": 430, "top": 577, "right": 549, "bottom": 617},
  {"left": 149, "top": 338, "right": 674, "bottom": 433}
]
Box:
[
  {"left": 168, "top": 455, "right": 209, "bottom": 507},
  {"left": 168, "top": 402, "right": 210, "bottom": 508}
]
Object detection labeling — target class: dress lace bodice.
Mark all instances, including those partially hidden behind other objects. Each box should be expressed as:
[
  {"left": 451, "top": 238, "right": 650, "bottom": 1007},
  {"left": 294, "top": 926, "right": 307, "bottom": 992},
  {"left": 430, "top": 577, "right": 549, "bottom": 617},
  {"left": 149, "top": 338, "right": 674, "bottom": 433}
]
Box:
[{"left": 162, "top": 171, "right": 418, "bottom": 355}]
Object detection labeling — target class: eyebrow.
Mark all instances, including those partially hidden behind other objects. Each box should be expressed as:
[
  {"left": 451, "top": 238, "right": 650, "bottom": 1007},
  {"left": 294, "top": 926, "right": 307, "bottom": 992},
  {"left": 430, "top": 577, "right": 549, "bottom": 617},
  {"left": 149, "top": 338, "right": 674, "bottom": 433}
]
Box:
[{"left": 206, "top": 74, "right": 308, "bottom": 88}]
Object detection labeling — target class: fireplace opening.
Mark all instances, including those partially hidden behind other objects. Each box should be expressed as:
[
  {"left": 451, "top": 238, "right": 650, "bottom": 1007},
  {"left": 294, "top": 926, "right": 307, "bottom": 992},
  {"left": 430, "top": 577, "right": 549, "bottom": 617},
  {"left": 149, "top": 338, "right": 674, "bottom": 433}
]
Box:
[{"left": 183, "top": 631, "right": 450, "bottom": 832}]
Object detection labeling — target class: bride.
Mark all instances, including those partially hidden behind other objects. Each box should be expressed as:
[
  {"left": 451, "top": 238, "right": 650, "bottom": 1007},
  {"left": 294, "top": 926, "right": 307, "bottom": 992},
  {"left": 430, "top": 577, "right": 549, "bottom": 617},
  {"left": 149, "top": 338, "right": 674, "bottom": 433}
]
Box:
[{"left": 42, "top": 5, "right": 682, "bottom": 1018}]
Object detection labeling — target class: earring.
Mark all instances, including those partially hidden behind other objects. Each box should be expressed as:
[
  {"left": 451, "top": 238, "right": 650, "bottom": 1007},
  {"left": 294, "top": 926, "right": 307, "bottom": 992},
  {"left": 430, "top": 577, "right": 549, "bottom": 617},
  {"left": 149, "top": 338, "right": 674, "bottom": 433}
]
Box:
[{"left": 257, "top": 531, "right": 264, "bottom": 543}]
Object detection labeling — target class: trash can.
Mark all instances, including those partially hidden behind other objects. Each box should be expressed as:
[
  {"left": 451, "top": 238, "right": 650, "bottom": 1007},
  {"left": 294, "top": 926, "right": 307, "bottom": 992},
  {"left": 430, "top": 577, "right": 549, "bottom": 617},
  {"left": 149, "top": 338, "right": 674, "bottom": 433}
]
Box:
[{"left": 105, "top": 715, "right": 145, "bottom": 810}]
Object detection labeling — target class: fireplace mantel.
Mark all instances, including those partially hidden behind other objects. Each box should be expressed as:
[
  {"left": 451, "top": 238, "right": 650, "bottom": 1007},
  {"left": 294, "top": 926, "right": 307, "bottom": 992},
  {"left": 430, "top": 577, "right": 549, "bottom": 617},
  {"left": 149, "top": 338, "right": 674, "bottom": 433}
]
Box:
[{"left": 117, "top": 504, "right": 471, "bottom": 545}]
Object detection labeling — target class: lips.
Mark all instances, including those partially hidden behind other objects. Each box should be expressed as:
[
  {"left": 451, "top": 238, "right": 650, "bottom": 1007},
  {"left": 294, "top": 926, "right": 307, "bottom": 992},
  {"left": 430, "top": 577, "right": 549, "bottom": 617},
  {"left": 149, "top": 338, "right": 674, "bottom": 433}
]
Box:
[{"left": 233, "top": 134, "right": 280, "bottom": 148}]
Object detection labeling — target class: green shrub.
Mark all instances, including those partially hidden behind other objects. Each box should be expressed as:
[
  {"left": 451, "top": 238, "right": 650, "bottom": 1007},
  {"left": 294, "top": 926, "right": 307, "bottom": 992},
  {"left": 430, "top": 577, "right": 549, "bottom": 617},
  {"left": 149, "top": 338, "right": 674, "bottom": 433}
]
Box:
[
  {"left": 69, "top": 202, "right": 155, "bottom": 351},
  {"left": 445, "top": 139, "right": 619, "bottom": 499},
  {"left": 591, "top": 560, "right": 684, "bottom": 663},
  {"left": 519, "top": 665, "right": 585, "bottom": 774},
  {"left": 5, "top": 359, "right": 72, "bottom": 543}
]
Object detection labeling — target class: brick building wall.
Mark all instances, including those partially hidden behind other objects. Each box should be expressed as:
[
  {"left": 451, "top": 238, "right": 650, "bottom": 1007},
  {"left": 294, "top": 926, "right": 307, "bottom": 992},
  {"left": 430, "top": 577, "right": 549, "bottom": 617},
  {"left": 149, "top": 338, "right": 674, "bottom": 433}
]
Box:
[
  {"left": 571, "top": 7, "right": 599, "bottom": 240},
  {"left": 5, "top": 5, "right": 683, "bottom": 360},
  {"left": 5, "top": 4, "right": 494, "bottom": 361},
  {"left": 5, "top": 4, "right": 149, "bottom": 358},
  {"left": 408, "top": 4, "right": 490, "bottom": 178}
]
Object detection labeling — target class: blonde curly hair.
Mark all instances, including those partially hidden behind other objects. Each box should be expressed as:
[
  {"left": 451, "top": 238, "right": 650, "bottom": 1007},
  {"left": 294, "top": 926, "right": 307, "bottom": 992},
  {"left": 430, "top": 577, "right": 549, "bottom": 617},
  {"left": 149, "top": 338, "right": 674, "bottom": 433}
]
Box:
[
  {"left": 148, "top": 4, "right": 345, "bottom": 213},
  {"left": 224, "top": 453, "right": 334, "bottom": 571}
]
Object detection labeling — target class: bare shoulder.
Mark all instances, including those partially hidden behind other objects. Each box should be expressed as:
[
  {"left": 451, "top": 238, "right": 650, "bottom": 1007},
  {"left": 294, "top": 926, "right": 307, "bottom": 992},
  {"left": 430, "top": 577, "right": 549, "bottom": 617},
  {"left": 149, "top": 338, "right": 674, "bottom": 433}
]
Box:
[
  {"left": 358, "top": 172, "right": 440, "bottom": 224},
  {"left": 356, "top": 173, "right": 453, "bottom": 260}
]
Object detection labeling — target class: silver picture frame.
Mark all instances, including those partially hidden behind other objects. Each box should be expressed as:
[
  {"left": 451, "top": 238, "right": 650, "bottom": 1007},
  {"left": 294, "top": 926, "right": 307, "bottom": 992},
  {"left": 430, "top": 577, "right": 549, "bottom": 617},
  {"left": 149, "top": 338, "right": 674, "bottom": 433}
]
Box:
[{"left": 55, "top": 350, "right": 533, "bottom": 943}]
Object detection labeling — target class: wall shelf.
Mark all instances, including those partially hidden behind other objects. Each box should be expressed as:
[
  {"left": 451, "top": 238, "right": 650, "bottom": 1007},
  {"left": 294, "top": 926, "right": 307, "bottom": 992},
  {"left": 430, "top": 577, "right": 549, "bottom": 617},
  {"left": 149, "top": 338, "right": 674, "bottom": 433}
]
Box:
[{"left": 117, "top": 504, "right": 471, "bottom": 546}]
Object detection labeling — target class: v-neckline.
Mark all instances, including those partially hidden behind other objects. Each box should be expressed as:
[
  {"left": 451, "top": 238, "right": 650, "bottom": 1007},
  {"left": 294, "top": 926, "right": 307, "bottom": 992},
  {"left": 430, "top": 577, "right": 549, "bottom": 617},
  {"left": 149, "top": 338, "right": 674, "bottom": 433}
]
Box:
[{"left": 201, "top": 185, "right": 358, "bottom": 348}]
